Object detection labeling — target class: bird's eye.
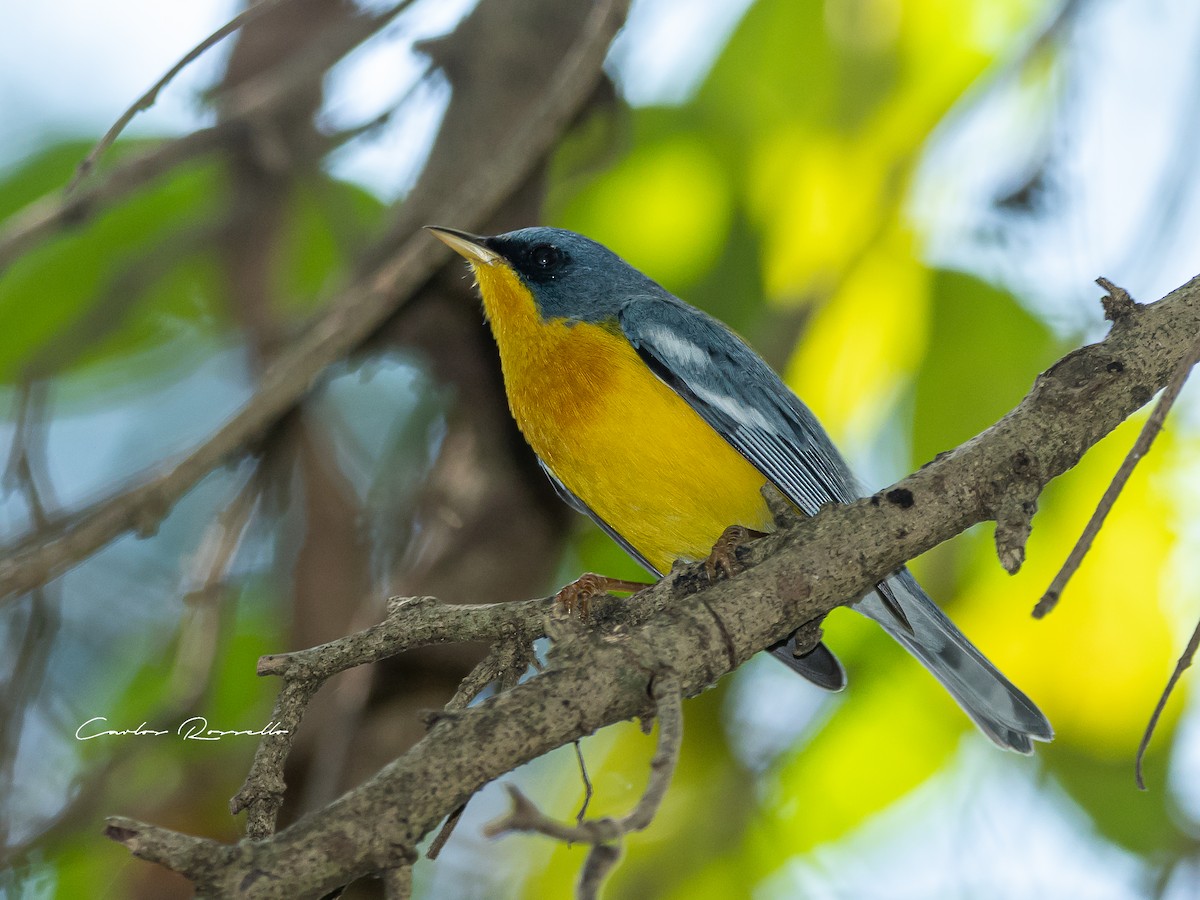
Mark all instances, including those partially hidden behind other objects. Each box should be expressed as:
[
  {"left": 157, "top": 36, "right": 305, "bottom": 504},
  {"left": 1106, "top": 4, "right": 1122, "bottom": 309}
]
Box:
[{"left": 530, "top": 243, "right": 564, "bottom": 272}]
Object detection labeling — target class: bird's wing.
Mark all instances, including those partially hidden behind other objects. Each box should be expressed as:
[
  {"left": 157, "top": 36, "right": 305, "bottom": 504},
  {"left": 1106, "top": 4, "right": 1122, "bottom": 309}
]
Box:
[
  {"left": 618, "top": 295, "right": 862, "bottom": 515},
  {"left": 619, "top": 296, "right": 1052, "bottom": 747},
  {"left": 621, "top": 295, "right": 915, "bottom": 634}
]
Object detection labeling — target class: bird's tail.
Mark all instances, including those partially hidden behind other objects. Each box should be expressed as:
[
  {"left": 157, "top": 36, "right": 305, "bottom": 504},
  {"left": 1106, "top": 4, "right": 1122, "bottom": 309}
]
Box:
[{"left": 856, "top": 568, "right": 1053, "bottom": 753}]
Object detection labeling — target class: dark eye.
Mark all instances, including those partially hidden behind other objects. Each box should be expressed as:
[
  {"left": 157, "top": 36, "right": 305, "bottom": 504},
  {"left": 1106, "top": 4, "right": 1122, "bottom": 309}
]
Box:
[{"left": 529, "top": 243, "right": 565, "bottom": 272}]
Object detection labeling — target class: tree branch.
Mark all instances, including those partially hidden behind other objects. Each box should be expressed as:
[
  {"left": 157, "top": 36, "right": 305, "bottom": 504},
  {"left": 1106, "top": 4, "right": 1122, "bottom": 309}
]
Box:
[
  {"left": 1035, "top": 279, "right": 1200, "bottom": 615},
  {"left": 105, "top": 274, "right": 1200, "bottom": 896}
]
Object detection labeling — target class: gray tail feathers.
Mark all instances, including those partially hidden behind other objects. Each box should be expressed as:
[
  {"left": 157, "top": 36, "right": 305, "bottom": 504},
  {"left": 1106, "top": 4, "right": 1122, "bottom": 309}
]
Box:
[{"left": 857, "top": 568, "right": 1053, "bottom": 753}]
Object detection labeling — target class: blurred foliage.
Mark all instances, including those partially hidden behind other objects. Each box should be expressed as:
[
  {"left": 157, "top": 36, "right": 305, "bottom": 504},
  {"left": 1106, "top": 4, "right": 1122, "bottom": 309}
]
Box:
[
  {"left": 2, "top": 0, "right": 1199, "bottom": 897},
  {"left": 0, "top": 141, "right": 383, "bottom": 394}
]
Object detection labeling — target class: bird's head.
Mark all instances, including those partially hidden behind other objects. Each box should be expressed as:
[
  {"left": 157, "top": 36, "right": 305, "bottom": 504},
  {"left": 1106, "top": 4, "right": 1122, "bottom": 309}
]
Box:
[{"left": 427, "top": 225, "right": 660, "bottom": 324}]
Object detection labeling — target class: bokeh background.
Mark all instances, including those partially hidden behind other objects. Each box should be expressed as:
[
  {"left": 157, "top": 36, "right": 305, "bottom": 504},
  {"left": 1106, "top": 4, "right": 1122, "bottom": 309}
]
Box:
[{"left": 3, "top": 0, "right": 1200, "bottom": 897}]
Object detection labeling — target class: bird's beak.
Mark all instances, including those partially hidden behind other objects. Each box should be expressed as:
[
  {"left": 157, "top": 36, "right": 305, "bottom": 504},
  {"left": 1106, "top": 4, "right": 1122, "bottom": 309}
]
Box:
[{"left": 425, "top": 226, "right": 501, "bottom": 267}]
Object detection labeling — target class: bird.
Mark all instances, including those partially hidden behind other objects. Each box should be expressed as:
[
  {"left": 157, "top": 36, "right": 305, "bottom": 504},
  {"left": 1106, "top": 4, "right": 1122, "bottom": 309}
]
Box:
[{"left": 427, "top": 224, "right": 1053, "bottom": 753}]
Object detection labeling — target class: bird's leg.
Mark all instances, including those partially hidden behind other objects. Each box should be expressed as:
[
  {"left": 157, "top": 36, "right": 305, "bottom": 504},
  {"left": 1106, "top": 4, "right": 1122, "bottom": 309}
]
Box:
[
  {"left": 705, "top": 525, "right": 768, "bottom": 582},
  {"left": 554, "top": 573, "right": 651, "bottom": 619}
]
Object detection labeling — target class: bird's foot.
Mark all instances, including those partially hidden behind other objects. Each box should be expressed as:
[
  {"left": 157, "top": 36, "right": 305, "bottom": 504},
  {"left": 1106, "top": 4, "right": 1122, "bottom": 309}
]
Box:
[
  {"left": 554, "top": 573, "right": 650, "bottom": 619},
  {"left": 704, "top": 525, "right": 767, "bottom": 582}
]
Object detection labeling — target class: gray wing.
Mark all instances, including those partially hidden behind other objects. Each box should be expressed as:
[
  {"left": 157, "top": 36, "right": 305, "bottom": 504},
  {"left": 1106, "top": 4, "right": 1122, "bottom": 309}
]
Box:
[
  {"left": 619, "top": 295, "right": 1052, "bottom": 751},
  {"left": 618, "top": 296, "right": 862, "bottom": 516},
  {"left": 619, "top": 300, "right": 907, "bottom": 624},
  {"left": 618, "top": 296, "right": 912, "bottom": 629}
]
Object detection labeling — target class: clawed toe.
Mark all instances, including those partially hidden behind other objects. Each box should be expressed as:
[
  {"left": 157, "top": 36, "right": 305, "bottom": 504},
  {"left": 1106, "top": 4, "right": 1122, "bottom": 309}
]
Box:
[
  {"left": 704, "top": 525, "right": 765, "bottom": 582},
  {"left": 554, "top": 573, "right": 650, "bottom": 619}
]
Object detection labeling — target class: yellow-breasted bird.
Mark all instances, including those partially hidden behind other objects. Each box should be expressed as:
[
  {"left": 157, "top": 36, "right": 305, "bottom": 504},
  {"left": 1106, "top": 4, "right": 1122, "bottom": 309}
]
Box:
[{"left": 428, "top": 225, "right": 1053, "bottom": 753}]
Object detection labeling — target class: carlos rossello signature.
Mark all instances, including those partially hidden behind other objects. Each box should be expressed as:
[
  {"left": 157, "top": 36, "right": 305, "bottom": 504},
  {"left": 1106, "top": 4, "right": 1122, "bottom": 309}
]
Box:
[{"left": 75, "top": 716, "right": 288, "bottom": 741}]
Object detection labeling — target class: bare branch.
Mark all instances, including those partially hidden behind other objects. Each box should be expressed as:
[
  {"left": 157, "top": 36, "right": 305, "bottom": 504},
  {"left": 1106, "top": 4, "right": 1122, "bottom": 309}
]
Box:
[
  {"left": 578, "top": 843, "right": 622, "bottom": 900},
  {"left": 484, "top": 672, "right": 683, "bottom": 845},
  {"left": 485, "top": 673, "right": 683, "bottom": 898},
  {"left": 228, "top": 675, "right": 317, "bottom": 839},
  {"left": 445, "top": 642, "right": 508, "bottom": 712},
  {"left": 1136, "top": 615, "right": 1200, "bottom": 790},
  {"left": 103, "top": 816, "right": 229, "bottom": 880},
  {"left": 425, "top": 803, "right": 465, "bottom": 861},
  {"left": 483, "top": 673, "right": 683, "bottom": 898},
  {"left": 234, "top": 593, "right": 558, "bottom": 836},
  {"left": 256, "top": 595, "right": 548, "bottom": 679},
  {"left": 1035, "top": 283, "right": 1200, "bottom": 617},
  {"left": 573, "top": 740, "right": 594, "bottom": 824}
]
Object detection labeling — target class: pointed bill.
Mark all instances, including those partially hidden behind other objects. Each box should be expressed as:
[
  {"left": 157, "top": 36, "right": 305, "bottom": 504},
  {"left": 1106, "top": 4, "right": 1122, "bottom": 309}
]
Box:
[{"left": 425, "top": 226, "right": 501, "bottom": 267}]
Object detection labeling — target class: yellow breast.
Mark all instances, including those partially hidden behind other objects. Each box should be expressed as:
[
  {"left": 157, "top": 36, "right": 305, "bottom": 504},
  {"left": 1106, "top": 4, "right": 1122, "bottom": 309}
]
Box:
[{"left": 474, "top": 260, "right": 774, "bottom": 574}]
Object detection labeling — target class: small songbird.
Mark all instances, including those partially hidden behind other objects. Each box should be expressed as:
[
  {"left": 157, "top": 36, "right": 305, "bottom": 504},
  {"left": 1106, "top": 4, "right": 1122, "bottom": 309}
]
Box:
[{"left": 428, "top": 225, "right": 1052, "bottom": 752}]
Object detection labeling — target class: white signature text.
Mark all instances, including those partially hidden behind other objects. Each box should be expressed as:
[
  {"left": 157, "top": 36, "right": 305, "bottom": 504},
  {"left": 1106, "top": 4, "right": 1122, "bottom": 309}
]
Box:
[{"left": 75, "top": 716, "right": 288, "bottom": 741}]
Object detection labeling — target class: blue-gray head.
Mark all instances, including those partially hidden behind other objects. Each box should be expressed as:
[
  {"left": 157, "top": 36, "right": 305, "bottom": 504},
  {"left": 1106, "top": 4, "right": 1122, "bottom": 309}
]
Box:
[{"left": 427, "top": 225, "right": 664, "bottom": 323}]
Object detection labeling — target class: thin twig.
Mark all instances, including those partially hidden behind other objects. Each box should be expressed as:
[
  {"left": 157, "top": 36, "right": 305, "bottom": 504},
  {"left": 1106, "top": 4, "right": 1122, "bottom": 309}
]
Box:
[
  {"left": 67, "top": 0, "right": 297, "bottom": 194},
  {"left": 1034, "top": 306, "right": 1200, "bottom": 618},
  {"left": 489, "top": 689, "right": 677, "bottom": 842},
  {"left": 578, "top": 844, "right": 622, "bottom": 900},
  {"left": 573, "top": 740, "right": 593, "bottom": 824},
  {"left": 445, "top": 644, "right": 505, "bottom": 711},
  {"left": 484, "top": 671, "right": 683, "bottom": 900},
  {"left": 257, "top": 596, "right": 548, "bottom": 679},
  {"left": 426, "top": 803, "right": 465, "bottom": 860},
  {"left": 1136, "top": 615, "right": 1200, "bottom": 790}
]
